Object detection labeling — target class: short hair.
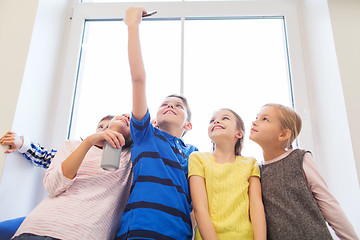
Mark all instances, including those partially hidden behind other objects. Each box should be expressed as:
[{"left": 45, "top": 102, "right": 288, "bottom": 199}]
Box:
[
  {"left": 98, "top": 115, "right": 115, "bottom": 124},
  {"left": 264, "top": 103, "right": 302, "bottom": 149},
  {"left": 166, "top": 94, "right": 191, "bottom": 122},
  {"left": 211, "top": 108, "right": 245, "bottom": 156}
]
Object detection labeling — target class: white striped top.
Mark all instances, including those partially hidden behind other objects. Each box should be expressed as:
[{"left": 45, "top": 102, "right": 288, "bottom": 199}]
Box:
[{"left": 13, "top": 139, "right": 133, "bottom": 240}]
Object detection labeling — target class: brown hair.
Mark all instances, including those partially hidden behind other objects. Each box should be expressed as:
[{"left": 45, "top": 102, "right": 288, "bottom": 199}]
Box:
[
  {"left": 265, "top": 103, "right": 302, "bottom": 149},
  {"left": 99, "top": 115, "right": 115, "bottom": 123},
  {"left": 212, "top": 108, "right": 245, "bottom": 156},
  {"left": 166, "top": 94, "right": 191, "bottom": 122}
]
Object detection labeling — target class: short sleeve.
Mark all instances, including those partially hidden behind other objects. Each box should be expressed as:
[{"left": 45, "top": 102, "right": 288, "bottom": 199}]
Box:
[
  {"left": 130, "top": 109, "right": 153, "bottom": 144},
  {"left": 188, "top": 152, "right": 205, "bottom": 178},
  {"left": 250, "top": 158, "right": 260, "bottom": 178}
]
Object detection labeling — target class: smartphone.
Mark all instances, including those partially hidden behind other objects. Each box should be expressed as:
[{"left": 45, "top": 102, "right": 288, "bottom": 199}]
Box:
[{"left": 142, "top": 10, "right": 157, "bottom": 17}]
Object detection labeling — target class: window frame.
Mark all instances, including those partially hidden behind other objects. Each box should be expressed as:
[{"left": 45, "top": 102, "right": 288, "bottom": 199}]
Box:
[{"left": 55, "top": 0, "right": 314, "bottom": 151}]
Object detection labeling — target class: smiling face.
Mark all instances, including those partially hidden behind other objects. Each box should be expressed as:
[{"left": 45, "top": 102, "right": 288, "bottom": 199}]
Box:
[
  {"left": 107, "top": 114, "right": 131, "bottom": 139},
  {"left": 156, "top": 96, "right": 190, "bottom": 133},
  {"left": 249, "top": 105, "right": 286, "bottom": 147},
  {"left": 208, "top": 109, "right": 243, "bottom": 150}
]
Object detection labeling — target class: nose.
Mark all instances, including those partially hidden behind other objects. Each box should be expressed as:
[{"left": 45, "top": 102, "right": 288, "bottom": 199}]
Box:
[
  {"left": 252, "top": 119, "right": 257, "bottom": 126},
  {"left": 167, "top": 103, "right": 174, "bottom": 108}
]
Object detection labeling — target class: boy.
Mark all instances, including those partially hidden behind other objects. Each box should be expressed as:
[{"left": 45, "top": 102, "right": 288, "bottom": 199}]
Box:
[{"left": 117, "top": 7, "right": 198, "bottom": 240}]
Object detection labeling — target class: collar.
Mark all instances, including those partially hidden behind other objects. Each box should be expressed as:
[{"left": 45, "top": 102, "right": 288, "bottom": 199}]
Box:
[
  {"left": 263, "top": 149, "right": 293, "bottom": 165},
  {"left": 158, "top": 129, "right": 186, "bottom": 147}
]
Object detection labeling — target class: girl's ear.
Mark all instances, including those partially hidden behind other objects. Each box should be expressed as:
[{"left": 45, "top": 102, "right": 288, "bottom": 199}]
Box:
[
  {"left": 279, "top": 129, "right": 291, "bottom": 141},
  {"left": 235, "top": 130, "right": 243, "bottom": 139}
]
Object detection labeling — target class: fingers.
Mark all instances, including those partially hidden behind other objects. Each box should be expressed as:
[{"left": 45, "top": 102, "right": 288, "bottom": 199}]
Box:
[
  {"left": 0, "top": 136, "right": 16, "bottom": 146},
  {"left": 4, "top": 148, "right": 16, "bottom": 154},
  {"left": 103, "top": 129, "right": 125, "bottom": 149},
  {"left": 0, "top": 131, "right": 15, "bottom": 143},
  {"left": 124, "top": 7, "right": 145, "bottom": 26}
]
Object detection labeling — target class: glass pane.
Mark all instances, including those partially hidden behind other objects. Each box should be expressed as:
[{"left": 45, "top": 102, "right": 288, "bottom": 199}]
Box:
[
  {"left": 183, "top": 18, "right": 292, "bottom": 162},
  {"left": 82, "top": 0, "right": 180, "bottom": 2},
  {"left": 70, "top": 20, "right": 181, "bottom": 139}
]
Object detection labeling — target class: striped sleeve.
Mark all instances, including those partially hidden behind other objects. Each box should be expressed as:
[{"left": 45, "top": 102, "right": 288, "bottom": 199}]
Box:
[
  {"left": 43, "top": 140, "right": 75, "bottom": 197},
  {"left": 19, "top": 137, "right": 57, "bottom": 169}
]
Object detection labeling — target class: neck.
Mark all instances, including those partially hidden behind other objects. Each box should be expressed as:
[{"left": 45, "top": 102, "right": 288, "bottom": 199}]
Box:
[
  {"left": 261, "top": 144, "right": 287, "bottom": 162},
  {"left": 158, "top": 122, "right": 184, "bottom": 138},
  {"left": 213, "top": 142, "right": 236, "bottom": 163},
  {"left": 159, "top": 126, "right": 183, "bottom": 138}
]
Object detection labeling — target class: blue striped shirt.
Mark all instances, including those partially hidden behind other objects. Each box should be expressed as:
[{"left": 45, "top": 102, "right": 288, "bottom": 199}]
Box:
[{"left": 117, "top": 110, "right": 198, "bottom": 240}]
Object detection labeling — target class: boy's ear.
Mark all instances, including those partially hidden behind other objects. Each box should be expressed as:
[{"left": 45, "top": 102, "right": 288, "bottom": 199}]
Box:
[
  {"left": 151, "top": 120, "right": 158, "bottom": 128},
  {"left": 279, "top": 129, "right": 291, "bottom": 141},
  {"left": 184, "top": 122, "right": 192, "bottom": 131}
]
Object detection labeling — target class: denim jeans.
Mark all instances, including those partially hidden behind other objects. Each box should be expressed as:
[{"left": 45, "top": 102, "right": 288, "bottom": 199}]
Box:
[{"left": 12, "top": 233, "right": 60, "bottom": 240}]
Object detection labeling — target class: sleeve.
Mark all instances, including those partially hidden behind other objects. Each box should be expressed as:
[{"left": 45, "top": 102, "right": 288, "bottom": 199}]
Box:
[
  {"left": 19, "top": 136, "right": 57, "bottom": 169},
  {"left": 303, "top": 153, "right": 359, "bottom": 240},
  {"left": 43, "top": 140, "right": 76, "bottom": 197},
  {"left": 250, "top": 158, "right": 260, "bottom": 178},
  {"left": 188, "top": 152, "right": 205, "bottom": 178},
  {"left": 130, "top": 109, "right": 152, "bottom": 144}
]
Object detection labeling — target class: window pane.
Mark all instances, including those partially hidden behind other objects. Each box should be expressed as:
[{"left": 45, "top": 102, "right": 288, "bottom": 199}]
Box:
[
  {"left": 71, "top": 18, "right": 292, "bottom": 163},
  {"left": 82, "top": 0, "right": 180, "bottom": 2},
  {"left": 70, "top": 20, "right": 181, "bottom": 139},
  {"left": 182, "top": 18, "right": 292, "bottom": 161}
]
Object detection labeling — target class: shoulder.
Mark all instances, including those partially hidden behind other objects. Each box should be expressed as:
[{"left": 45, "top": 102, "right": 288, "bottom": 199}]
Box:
[
  {"left": 189, "top": 152, "right": 212, "bottom": 163},
  {"left": 185, "top": 143, "right": 199, "bottom": 152},
  {"left": 190, "top": 151, "right": 211, "bottom": 158},
  {"left": 237, "top": 155, "right": 258, "bottom": 164}
]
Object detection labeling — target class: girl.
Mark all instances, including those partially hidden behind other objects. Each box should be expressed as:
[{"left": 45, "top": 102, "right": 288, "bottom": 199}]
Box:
[
  {"left": 189, "top": 108, "right": 266, "bottom": 240},
  {"left": 12, "top": 114, "right": 133, "bottom": 240},
  {"left": 250, "top": 103, "right": 358, "bottom": 240}
]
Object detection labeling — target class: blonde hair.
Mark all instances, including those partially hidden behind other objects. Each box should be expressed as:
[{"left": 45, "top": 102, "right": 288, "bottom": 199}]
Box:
[{"left": 265, "top": 104, "right": 302, "bottom": 149}]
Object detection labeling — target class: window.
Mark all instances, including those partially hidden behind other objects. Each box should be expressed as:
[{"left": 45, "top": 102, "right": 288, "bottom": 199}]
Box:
[{"left": 60, "top": 1, "right": 310, "bottom": 161}]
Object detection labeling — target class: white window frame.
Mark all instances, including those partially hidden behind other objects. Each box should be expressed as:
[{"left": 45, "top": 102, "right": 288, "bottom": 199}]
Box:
[{"left": 53, "top": 0, "right": 314, "bottom": 152}]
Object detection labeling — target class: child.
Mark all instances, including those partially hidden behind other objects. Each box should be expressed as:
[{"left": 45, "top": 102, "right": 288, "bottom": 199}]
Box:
[
  {"left": 117, "top": 7, "right": 198, "bottom": 240},
  {"left": 0, "top": 115, "right": 115, "bottom": 240},
  {"left": 189, "top": 108, "right": 266, "bottom": 240},
  {"left": 12, "top": 114, "right": 133, "bottom": 240},
  {"left": 249, "top": 103, "right": 358, "bottom": 240}
]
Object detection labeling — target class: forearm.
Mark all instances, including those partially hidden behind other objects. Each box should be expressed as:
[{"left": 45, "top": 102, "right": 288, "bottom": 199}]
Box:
[
  {"left": 126, "top": 9, "right": 147, "bottom": 121},
  {"left": 194, "top": 208, "right": 218, "bottom": 240},
  {"left": 250, "top": 200, "right": 267, "bottom": 240},
  {"left": 61, "top": 139, "right": 92, "bottom": 179},
  {"left": 128, "top": 25, "right": 146, "bottom": 85},
  {"left": 303, "top": 154, "right": 358, "bottom": 240}
]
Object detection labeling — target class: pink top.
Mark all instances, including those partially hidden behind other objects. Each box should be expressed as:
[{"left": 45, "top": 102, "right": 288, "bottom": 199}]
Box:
[
  {"left": 13, "top": 139, "right": 133, "bottom": 240},
  {"left": 264, "top": 150, "right": 358, "bottom": 240}
]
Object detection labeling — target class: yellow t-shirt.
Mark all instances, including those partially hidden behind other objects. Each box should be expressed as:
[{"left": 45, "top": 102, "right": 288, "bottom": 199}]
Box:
[{"left": 188, "top": 152, "right": 260, "bottom": 240}]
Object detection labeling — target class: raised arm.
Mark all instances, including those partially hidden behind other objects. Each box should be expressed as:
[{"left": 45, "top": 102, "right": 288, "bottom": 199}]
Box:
[{"left": 124, "top": 7, "right": 147, "bottom": 121}]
